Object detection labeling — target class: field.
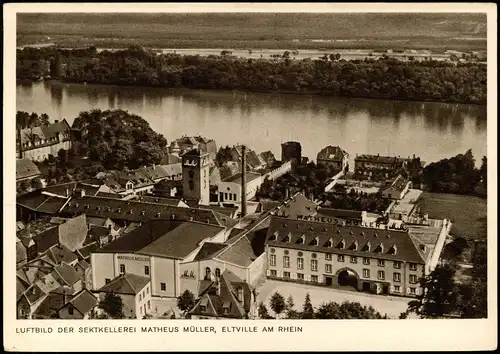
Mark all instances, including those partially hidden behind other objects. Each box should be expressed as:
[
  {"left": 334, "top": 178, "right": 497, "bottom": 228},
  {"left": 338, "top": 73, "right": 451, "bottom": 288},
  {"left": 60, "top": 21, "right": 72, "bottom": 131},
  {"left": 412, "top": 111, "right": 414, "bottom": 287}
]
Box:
[
  {"left": 16, "top": 13, "right": 487, "bottom": 52},
  {"left": 418, "top": 192, "right": 487, "bottom": 240}
]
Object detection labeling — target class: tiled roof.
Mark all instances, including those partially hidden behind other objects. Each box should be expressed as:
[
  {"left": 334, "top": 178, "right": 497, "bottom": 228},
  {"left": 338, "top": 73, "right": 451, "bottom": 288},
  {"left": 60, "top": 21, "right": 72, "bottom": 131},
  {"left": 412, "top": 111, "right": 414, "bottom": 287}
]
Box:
[
  {"left": 54, "top": 262, "right": 81, "bottom": 286},
  {"left": 265, "top": 216, "right": 426, "bottom": 264},
  {"left": 96, "top": 220, "right": 182, "bottom": 254},
  {"left": 33, "top": 226, "right": 59, "bottom": 253},
  {"left": 76, "top": 242, "right": 99, "bottom": 260},
  {"left": 76, "top": 259, "right": 91, "bottom": 270},
  {"left": 193, "top": 242, "right": 228, "bottom": 261},
  {"left": 317, "top": 146, "right": 348, "bottom": 161},
  {"left": 42, "top": 182, "right": 79, "bottom": 197},
  {"left": 62, "top": 196, "right": 223, "bottom": 226},
  {"left": 16, "top": 159, "right": 41, "bottom": 180},
  {"left": 45, "top": 243, "right": 78, "bottom": 265},
  {"left": 16, "top": 239, "right": 28, "bottom": 264},
  {"left": 160, "top": 154, "right": 181, "bottom": 165},
  {"left": 222, "top": 172, "right": 261, "bottom": 184},
  {"left": 257, "top": 199, "right": 282, "bottom": 213},
  {"left": 138, "top": 221, "right": 225, "bottom": 259},
  {"left": 19, "top": 120, "right": 70, "bottom": 145},
  {"left": 139, "top": 164, "right": 181, "bottom": 181},
  {"left": 17, "top": 277, "right": 29, "bottom": 301},
  {"left": 259, "top": 151, "right": 276, "bottom": 165},
  {"left": 381, "top": 175, "right": 410, "bottom": 194},
  {"left": 86, "top": 216, "right": 109, "bottom": 227},
  {"left": 216, "top": 228, "right": 267, "bottom": 267},
  {"left": 67, "top": 289, "right": 98, "bottom": 315},
  {"left": 18, "top": 193, "right": 69, "bottom": 215},
  {"left": 316, "top": 208, "right": 364, "bottom": 220},
  {"left": 136, "top": 196, "right": 184, "bottom": 207},
  {"left": 97, "top": 274, "right": 150, "bottom": 295},
  {"left": 197, "top": 205, "right": 238, "bottom": 218},
  {"left": 32, "top": 292, "right": 64, "bottom": 318},
  {"left": 271, "top": 193, "right": 318, "bottom": 219},
  {"left": 23, "top": 283, "right": 46, "bottom": 305},
  {"left": 58, "top": 214, "right": 88, "bottom": 252}
]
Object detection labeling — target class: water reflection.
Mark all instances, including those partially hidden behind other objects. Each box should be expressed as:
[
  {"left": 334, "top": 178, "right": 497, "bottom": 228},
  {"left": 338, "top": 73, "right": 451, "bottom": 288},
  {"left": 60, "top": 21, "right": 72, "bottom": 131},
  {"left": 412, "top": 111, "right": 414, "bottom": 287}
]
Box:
[{"left": 16, "top": 81, "right": 487, "bottom": 165}]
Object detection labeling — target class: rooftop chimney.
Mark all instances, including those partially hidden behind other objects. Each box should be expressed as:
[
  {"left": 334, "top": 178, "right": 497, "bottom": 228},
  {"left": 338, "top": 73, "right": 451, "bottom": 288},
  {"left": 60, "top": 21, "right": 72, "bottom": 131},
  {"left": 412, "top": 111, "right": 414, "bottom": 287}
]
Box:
[{"left": 241, "top": 145, "right": 247, "bottom": 217}]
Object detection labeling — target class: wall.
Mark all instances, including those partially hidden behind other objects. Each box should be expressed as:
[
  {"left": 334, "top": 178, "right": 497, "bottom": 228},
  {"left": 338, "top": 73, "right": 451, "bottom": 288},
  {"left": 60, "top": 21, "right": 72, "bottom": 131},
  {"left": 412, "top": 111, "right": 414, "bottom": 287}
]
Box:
[
  {"left": 98, "top": 292, "right": 137, "bottom": 319},
  {"left": 218, "top": 176, "right": 262, "bottom": 204},
  {"left": 266, "top": 245, "right": 423, "bottom": 297},
  {"left": 150, "top": 256, "right": 178, "bottom": 298},
  {"left": 248, "top": 252, "right": 267, "bottom": 288},
  {"left": 264, "top": 161, "right": 292, "bottom": 181},
  {"left": 58, "top": 304, "right": 85, "bottom": 319},
  {"left": 134, "top": 283, "right": 152, "bottom": 318},
  {"left": 90, "top": 253, "right": 115, "bottom": 291},
  {"left": 427, "top": 219, "right": 451, "bottom": 273},
  {"left": 114, "top": 253, "right": 151, "bottom": 278},
  {"left": 20, "top": 140, "right": 71, "bottom": 162}
]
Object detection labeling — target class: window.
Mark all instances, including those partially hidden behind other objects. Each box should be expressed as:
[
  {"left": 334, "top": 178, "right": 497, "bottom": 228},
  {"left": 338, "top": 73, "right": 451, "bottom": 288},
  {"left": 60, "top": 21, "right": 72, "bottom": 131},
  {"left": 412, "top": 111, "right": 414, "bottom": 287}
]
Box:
[
  {"left": 409, "top": 287, "right": 416, "bottom": 294},
  {"left": 139, "top": 293, "right": 142, "bottom": 301},
  {"left": 160, "top": 282, "right": 166, "bottom": 291},
  {"left": 270, "top": 254, "right": 276, "bottom": 266},
  {"left": 270, "top": 270, "right": 277, "bottom": 277},
  {"left": 297, "top": 258, "right": 304, "bottom": 270},
  {"left": 325, "top": 264, "right": 332, "bottom": 273},
  {"left": 148, "top": 300, "right": 151, "bottom": 309},
  {"left": 120, "top": 264, "right": 126, "bottom": 274},
  {"left": 225, "top": 193, "right": 228, "bottom": 200},
  {"left": 146, "top": 287, "right": 149, "bottom": 294},
  {"left": 363, "top": 258, "right": 370, "bottom": 265},
  {"left": 199, "top": 305, "right": 206, "bottom": 312},
  {"left": 377, "top": 270, "right": 385, "bottom": 280},
  {"left": 228, "top": 193, "right": 232, "bottom": 201},
  {"left": 144, "top": 266, "right": 150, "bottom": 275},
  {"left": 311, "top": 259, "right": 318, "bottom": 272},
  {"left": 297, "top": 273, "right": 304, "bottom": 280},
  {"left": 409, "top": 263, "right": 417, "bottom": 271},
  {"left": 394, "top": 285, "right": 401, "bottom": 292},
  {"left": 393, "top": 261, "right": 401, "bottom": 269},
  {"left": 393, "top": 272, "right": 401, "bottom": 282},
  {"left": 283, "top": 256, "right": 290, "bottom": 268},
  {"left": 233, "top": 193, "right": 237, "bottom": 201},
  {"left": 338, "top": 255, "right": 345, "bottom": 262},
  {"left": 350, "top": 256, "right": 358, "bottom": 264},
  {"left": 283, "top": 271, "right": 290, "bottom": 279},
  {"left": 215, "top": 268, "right": 221, "bottom": 278},
  {"left": 409, "top": 275, "right": 418, "bottom": 284},
  {"left": 363, "top": 269, "right": 370, "bottom": 278},
  {"left": 325, "top": 254, "right": 332, "bottom": 261},
  {"left": 237, "top": 287, "right": 244, "bottom": 301},
  {"left": 205, "top": 267, "right": 211, "bottom": 279},
  {"left": 68, "top": 306, "right": 74, "bottom": 315},
  {"left": 105, "top": 278, "right": 111, "bottom": 284},
  {"left": 378, "top": 259, "right": 385, "bottom": 267},
  {"left": 311, "top": 275, "right": 318, "bottom": 282}
]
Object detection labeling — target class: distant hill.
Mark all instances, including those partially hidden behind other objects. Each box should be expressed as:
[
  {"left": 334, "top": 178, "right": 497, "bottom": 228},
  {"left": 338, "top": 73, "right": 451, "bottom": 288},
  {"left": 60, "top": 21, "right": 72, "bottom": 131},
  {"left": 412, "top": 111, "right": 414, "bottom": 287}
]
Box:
[{"left": 16, "top": 13, "right": 487, "bottom": 51}]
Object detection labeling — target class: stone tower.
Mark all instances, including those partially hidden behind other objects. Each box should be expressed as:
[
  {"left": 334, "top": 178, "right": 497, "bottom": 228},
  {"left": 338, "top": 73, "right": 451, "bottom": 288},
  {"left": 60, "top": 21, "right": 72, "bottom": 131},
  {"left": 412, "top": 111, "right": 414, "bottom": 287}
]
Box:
[{"left": 182, "top": 149, "right": 210, "bottom": 205}]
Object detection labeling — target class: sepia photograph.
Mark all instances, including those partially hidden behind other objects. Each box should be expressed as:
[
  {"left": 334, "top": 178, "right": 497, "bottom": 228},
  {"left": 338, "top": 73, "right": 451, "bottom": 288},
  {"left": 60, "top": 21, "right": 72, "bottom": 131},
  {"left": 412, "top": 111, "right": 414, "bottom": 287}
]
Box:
[{"left": 4, "top": 2, "right": 497, "bottom": 352}]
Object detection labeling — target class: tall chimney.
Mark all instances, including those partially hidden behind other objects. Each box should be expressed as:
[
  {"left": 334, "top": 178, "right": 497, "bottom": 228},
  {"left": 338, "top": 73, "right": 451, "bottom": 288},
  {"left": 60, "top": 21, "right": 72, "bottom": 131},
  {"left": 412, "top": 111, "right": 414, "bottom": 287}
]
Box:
[{"left": 241, "top": 145, "right": 247, "bottom": 217}]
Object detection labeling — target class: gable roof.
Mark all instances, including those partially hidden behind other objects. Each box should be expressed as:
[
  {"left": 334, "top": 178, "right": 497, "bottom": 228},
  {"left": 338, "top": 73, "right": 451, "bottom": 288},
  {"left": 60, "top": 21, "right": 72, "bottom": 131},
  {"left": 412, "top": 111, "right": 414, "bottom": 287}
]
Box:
[
  {"left": 265, "top": 216, "right": 426, "bottom": 264},
  {"left": 271, "top": 192, "right": 318, "bottom": 219},
  {"left": 16, "top": 159, "right": 42, "bottom": 180},
  {"left": 62, "top": 196, "right": 224, "bottom": 226},
  {"left": 23, "top": 283, "right": 47, "bottom": 305},
  {"left": 17, "top": 193, "right": 69, "bottom": 214},
  {"left": 193, "top": 242, "right": 228, "bottom": 262},
  {"left": 53, "top": 262, "right": 81, "bottom": 286},
  {"left": 43, "top": 244, "right": 78, "bottom": 265},
  {"left": 137, "top": 221, "right": 224, "bottom": 259},
  {"left": 381, "top": 175, "right": 410, "bottom": 194},
  {"left": 32, "top": 292, "right": 65, "bottom": 318},
  {"left": 19, "top": 120, "right": 70, "bottom": 145},
  {"left": 215, "top": 227, "right": 267, "bottom": 267},
  {"left": 317, "top": 146, "right": 348, "bottom": 161},
  {"left": 97, "top": 274, "right": 150, "bottom": 295},
  {"left": 76, "top": 242, "right": 99, "bottom": 260},
  {"left": 65, "top": 289, "right": 98, "bottom": 315}
]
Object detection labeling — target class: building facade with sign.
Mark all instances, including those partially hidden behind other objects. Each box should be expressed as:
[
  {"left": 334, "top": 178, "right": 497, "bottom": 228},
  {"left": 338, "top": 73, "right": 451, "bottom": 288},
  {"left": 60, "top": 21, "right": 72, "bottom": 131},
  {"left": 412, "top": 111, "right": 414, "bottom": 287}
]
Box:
[
  {"left": 263, "top": 216, "right": 448, "bottom": 297},
  {"left": 90, "top": 220, "right": 226, "bottom": 308}
]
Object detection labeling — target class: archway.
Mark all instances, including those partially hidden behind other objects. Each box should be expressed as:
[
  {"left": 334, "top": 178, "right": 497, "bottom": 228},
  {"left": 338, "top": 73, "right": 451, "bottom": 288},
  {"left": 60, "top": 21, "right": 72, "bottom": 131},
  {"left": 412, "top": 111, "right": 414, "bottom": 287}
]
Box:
[{"left": 334, "top": 268, "right": 359, "bottom": 290}]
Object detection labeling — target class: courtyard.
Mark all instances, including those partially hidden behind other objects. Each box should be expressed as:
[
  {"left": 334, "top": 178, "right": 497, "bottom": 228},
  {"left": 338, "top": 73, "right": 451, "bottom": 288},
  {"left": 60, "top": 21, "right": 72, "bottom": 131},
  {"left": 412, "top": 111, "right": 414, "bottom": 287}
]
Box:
[{"left": 256, "top": 279, "right": 414, "bottom": 319}]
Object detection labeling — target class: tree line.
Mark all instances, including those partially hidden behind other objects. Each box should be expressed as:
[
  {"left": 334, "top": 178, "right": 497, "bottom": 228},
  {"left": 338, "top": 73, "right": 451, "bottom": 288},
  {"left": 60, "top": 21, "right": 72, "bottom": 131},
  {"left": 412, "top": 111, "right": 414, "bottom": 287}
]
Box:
[
  {"left": 17, "top": 45, "right": 486, "bottom": 104},
  {"left": 260, "top": 292, "right": 387, "bottom": 319}
]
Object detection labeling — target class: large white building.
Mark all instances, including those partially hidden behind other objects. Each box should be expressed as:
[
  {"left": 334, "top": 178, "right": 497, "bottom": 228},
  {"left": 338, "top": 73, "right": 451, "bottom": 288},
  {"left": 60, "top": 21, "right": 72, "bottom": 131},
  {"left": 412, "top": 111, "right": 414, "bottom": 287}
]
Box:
[{"left": 217, "top": 172, "right": 262, "bottom": 205}]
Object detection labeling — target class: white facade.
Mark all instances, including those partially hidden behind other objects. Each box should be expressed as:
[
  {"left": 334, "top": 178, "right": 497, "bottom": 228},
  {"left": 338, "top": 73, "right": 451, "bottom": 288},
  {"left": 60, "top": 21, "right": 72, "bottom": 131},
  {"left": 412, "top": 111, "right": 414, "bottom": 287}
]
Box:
[{"left": 218, "top": 175, "right": 262, "bottom": 204}]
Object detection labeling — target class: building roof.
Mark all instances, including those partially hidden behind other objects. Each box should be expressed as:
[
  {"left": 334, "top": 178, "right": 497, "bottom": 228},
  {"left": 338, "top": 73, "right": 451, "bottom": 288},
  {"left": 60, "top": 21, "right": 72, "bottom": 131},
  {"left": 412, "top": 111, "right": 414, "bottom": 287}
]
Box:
[
  {"left": 137, "top": 221, "right": 225, "bottom": 259},
  {"left": 17, "top": 193, "right": 69, "bottom": 214},
  {"left": 316, "top": 208, "right": 364, "bottom": 220},
  {"left": 32, "top": 292, "right": 64, "bottom": 318},
  {"left": 216, "top": 229, "right": 266, "bottom": 267},
  {"left": 190, "top": 270, "right": 250, "bottom": 319},
  {"left": 62, "top": 196, "right": 224, "bottom": 226},
  {"left": 317, "top": 146, "right": 348, "bottom": 162},
  {"left": 222, "top": 172, "right": 261, "bottom": 184},
  {"left": 76, "top": 259, "right": 91, "bottom": 270},
  {"left": 381, "top": 175, "right": 410, "bottom": 194},
  {"left": 76, "top": 242, "right": 99, "bottom": 260},
  {"left": 257, "top": 199, "right": 282, "bottom": 213},
  {"left": 160, "top": 153, "right": 182, "bottom": 165},
  {"left": 139, "top": 164, "right": 182, "bottom": 181},
  {"left": 19, "top": 119, "right": 71, "bottom": 145},
  {"left": 16, "top": 159, "right": 42, "bottom": 180},
  {"left": 198, "top": 204, "right": 238, "bottom": 218},
  {"left": 265, "top": 216, "right": 426, "bottom": 264},
  {"left": 16, "top": 239, "right": 28, "bottom": 264},
  {"left": 23, "top": 283, "right": 47, "bottom": 305},
  {"left": 66, "top": 289, "right": 98, "bottom": 315},
  {"left": 355, "top": 154, "right": 406, "bottom": 165},
  {"left": 97, "top": 274, "right": 150, "bottom": 295},
  {"left": 193, "top": 242, "right": 228, "bottom": 262},
  {"left": 271, "top": 192, "right": 318, "bottom": 219},
  {"left": 136, "top": 196, "right": 185, "bottom": 207},
  {"left": 53, "top": 262, "right": 81, "bottom": 286},
  {"left": 259, "top": 151, "right": 276, "bottom": 165}
]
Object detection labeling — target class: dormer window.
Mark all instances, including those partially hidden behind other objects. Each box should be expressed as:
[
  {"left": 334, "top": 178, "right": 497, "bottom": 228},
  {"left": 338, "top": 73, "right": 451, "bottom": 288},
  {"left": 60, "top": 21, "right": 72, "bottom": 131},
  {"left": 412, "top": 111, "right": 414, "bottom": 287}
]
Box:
[
  {"left": 270, "top": 231, "right": 278, "bottom": 241},
  {"left": 96, "top": 206, "right": 101, "bottom": 211},
  {"left": 419, "top": 244, "right": 426, "bottom": 253},
  {"left": 311, "top": 236, "right": 319, "bottom": 246},
  {"left": 327, "top": 238, "right": 334, "bottom": 248},
  {"left": 389, "top": 245, "right": 398, "bottom": 255},
  {"left": 297, "top": 235, "right": 305, "bottom": 244},
  {"left": 352, "top": 240, "right": 358, "bottom": 251},
  {"left": 156, "top": 212, "right": 161, "bottom": 218},
  {"left": 140, "top": 211, "right": 146, "bottom": 216},
  {"left": 338, "top": 239, "right": 346, "bottom": 249},
  {"left": 376, "top": 243, "right": 384, "bottom": 253},
  {"left": 285, "top": 233, "right": 291, "bottom": 243},
  {"left": 364, "top": 241, "right": 371, "bottom": 252}
]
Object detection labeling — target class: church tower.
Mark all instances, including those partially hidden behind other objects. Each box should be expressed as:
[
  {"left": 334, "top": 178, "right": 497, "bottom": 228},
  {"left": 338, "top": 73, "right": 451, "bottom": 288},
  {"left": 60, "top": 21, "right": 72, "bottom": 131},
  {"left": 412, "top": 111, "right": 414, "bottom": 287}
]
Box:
[{"left": 182, "top": 149, "right": 210, "bottom": 205}]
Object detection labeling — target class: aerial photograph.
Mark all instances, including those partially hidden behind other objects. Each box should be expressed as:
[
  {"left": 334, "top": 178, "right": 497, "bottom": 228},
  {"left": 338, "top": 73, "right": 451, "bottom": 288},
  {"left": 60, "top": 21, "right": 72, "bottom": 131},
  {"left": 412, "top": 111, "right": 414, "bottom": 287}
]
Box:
[{"left": 15, "top": 11, "right": 487, "bottom": 321}]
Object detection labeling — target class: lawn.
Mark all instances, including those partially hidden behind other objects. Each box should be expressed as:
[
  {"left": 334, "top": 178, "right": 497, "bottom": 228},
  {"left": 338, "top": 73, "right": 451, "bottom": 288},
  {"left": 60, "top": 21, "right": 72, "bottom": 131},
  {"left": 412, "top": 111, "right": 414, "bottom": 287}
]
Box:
[{"left": 418, "top": 192, "right": 487, "bottom": 240}]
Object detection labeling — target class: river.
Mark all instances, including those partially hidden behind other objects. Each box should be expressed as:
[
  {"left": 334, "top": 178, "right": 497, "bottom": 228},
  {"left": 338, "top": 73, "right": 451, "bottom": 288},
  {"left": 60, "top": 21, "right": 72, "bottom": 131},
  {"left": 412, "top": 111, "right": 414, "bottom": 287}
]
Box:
[{"left": 16, "top": 81, "right": 487, "bottom": 166}]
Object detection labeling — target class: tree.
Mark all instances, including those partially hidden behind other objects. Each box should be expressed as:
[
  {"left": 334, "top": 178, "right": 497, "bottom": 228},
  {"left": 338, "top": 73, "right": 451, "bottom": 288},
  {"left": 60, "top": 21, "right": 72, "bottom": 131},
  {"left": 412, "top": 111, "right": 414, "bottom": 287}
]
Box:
[
  {"left": 407, "top": 264, "right": 458, "bottom": 318},
  {"left": 315, "top": 301, "right": 386, "bottom": 319},
  {"left": 269, "top": 292, "right": 286, "bottom": 317},
  {"left": 98, "top": 292, "right": 125, "bottom": 319},
  {"left": 177, "top": 289, "right": 196, "bottom": 315},
  {"left": 443, "top": 236, "right": 470, "bottom": 261},
  {"left": 301, "top": 293, "right": 314, "bottom": 319},
  {"left": 258, "top": 302, "right": 273, "bottom": 319},
  {"left": 480, "top": 156, "right": 487, "bottom": 188}
]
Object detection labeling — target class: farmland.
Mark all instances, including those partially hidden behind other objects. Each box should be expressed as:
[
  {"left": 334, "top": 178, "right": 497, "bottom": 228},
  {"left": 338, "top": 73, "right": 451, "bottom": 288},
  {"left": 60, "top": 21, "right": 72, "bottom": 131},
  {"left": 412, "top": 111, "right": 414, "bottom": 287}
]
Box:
[
  {"left": 16, "top": 13, "right": 487, "bottom": 52},
  {"left": 418, "top": 192, "right": 487, "bottom": 240}
]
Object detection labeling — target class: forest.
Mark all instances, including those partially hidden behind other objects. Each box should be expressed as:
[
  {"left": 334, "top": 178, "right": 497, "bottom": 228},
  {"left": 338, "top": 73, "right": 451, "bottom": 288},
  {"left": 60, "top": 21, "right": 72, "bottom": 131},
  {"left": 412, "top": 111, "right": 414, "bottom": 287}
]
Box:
[{"left": 17, "top": 46, "right": 486, "bottom": 104}]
